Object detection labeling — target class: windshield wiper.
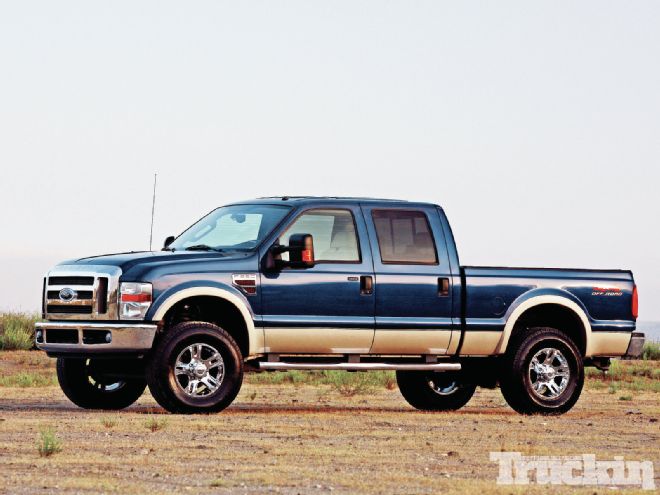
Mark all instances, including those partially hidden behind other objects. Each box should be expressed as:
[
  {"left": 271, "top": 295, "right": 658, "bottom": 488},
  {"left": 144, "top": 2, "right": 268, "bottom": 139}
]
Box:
[{"left": 184, "top": 244, "right": 224, "bottom": 252}]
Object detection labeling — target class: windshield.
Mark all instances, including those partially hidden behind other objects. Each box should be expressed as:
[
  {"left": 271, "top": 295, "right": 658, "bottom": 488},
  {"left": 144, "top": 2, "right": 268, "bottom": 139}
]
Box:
[{"left": 168, "top": 204, "right": 290, "bottom": 252}]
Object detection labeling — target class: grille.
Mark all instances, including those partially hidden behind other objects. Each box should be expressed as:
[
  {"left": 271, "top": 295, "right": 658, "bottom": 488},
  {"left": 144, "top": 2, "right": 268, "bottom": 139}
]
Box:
[
  {"left": 48, "top": 276, "right": 94, "bottom": 286},
  {"left": 44, "top": 267, "right": 120, "bottom": 320},
  {"left": 47, "top": 305, "right": 93, "bottom": 314},
  {"left": 47, "top": 290, "right": 93, "bottom": 300}
]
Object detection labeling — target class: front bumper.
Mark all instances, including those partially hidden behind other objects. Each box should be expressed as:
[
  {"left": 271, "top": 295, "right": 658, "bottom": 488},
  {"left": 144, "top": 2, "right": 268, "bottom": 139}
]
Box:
[
  {"left": 35, "top": 321, "right": 157, "bottom": 354},
  {"left": 624, "top": 332, "right": 645, "bottom": 359}
]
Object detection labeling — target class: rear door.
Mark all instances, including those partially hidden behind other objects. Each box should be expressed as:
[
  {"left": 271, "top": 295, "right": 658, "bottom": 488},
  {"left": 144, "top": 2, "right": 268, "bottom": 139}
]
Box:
[
  {"left": 260, "top": 204, "right": 375, "bottom": 353},
  {"left": 361, "top": 205, "right": 454, "bottom": 355}
]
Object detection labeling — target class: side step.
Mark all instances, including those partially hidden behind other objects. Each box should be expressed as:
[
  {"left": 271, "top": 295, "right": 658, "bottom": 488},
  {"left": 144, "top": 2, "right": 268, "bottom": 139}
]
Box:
[{"left": 258, "top": 362, "right": 461, "bottom": 371}]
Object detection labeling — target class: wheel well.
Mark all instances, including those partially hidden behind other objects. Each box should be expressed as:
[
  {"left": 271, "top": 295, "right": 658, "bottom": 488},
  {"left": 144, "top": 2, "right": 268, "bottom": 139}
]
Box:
[
  {"left": 161, "top": 296, "right": 249, "bottom": 357},
  {"left": 510, "top": 303, "right": 586, "bottom": 355}
]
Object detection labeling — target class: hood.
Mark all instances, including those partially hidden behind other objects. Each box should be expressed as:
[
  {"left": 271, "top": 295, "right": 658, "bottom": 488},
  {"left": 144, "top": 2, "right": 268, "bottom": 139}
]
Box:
[{"left": 58, "top": 250, "right": 252, "bottom": 272}]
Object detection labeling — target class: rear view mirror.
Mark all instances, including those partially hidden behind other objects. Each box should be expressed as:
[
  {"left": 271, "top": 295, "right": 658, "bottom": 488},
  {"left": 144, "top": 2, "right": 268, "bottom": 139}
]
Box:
[
  {"left": 263, "top": 233, "right": 315, "bottom": 271},
  {"left": 287, "top": 234, "right": 315, "bottom": 267}
]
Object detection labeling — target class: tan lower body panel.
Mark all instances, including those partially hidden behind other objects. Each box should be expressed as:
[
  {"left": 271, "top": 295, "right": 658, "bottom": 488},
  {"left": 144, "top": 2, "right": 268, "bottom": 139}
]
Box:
[
  {"left": 459, "top": 331, "right": 502, "bottom": 356},
  {"left": 264, "top": 328, "right": 373, "bottom": 354},
  {"left": 370, "top": 330, "right": 451, "bottom": 354},
  {"left": 589, "top": 332, "right": 631, "bottom": 356}
]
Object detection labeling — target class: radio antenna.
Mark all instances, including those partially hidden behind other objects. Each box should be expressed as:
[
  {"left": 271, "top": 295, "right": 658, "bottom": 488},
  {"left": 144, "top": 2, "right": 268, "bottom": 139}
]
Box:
[{"left": 149, "top": 173, "right": 157, "bottom": 251}]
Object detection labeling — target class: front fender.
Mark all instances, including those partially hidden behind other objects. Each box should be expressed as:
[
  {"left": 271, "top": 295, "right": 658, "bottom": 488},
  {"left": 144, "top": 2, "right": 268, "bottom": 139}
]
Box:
[{"left": 147, "top": 281, "right": 263, "bottom": 356}]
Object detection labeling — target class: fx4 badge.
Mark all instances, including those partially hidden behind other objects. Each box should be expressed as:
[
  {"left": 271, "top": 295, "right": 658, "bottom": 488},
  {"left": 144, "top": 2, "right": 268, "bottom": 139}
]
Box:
[{"left": 592, "top": 287, "right": 623, "bottom": 296}]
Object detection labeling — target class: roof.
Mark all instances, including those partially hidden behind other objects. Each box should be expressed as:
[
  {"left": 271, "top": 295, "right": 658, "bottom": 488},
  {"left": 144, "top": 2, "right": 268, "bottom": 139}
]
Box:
[{"left": 231, "top": 196, "right": 440, "bottom": 208}]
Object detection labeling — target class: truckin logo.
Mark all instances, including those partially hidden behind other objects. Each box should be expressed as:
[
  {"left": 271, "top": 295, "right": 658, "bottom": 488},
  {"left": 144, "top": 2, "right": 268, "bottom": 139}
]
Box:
[
  {"left": 592, "top": 287, "right": 623, "bottom": 297},
  {"left": 58, "top": 287, "right": 77, "bottom": 302},
  {"left": 490, "top": 452, "right": 655, "bottom": 490}
]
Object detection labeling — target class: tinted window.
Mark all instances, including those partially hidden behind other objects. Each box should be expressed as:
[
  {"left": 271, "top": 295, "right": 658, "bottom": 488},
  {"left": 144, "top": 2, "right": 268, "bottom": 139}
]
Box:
[
  {"left": 372, "top": 210, "right": 437, "bottom": 264},
  {"left": 170, "top": 205, "right": 290, "bottom": 251},
  {"left": 281, "top": 209, "right": 360, "bottom": 262}
]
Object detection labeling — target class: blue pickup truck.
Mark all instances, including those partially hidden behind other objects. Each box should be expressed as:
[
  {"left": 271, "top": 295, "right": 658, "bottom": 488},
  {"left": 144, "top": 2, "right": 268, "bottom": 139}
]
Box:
[{"left": 35, "top": 197, "right": 644, "bottom": 415}]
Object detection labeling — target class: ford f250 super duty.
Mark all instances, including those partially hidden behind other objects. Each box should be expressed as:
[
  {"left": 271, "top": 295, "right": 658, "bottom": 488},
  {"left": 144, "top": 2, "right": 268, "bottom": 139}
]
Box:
[{"left": 35, "top": 197, "right": 645, "bottom": 415}]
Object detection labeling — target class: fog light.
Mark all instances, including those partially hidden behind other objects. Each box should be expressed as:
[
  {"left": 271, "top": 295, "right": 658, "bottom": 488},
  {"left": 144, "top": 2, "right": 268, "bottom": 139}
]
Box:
[
  {"left": 105, "top": 332, "right": 112, "bottom": 343},
  {"left": 35, "top": 330, "right": 43, "bottom": 342}
]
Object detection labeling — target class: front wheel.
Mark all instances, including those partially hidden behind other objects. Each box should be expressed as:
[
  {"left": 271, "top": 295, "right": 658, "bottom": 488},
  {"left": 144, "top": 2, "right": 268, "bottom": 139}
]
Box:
[
  {"left": 57, "top": 358, "right": 146, "bottom": 410},
  {"left": 396, "top": 371, "right": 476, "bottom": 411},
  {"left": 499, "top": 327, "right": 584, "bottom": 415},
  {"left": 146, "top": 322, "right": 243, "bottom": 414}
]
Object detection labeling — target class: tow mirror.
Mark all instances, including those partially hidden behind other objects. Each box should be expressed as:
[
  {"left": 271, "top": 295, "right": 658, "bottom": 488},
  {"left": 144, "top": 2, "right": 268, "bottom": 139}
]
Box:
[
  {"left": 163, "top": 236, "right": 175, "bottom": 250},
  {"left": 263, "top": 233, "right": 315, "bottom": 271}
]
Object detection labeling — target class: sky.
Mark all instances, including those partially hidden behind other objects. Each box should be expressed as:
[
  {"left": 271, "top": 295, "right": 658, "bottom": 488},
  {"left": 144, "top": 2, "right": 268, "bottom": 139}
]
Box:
[{"left": 0, "top": 1, "right": 658, "bottom": 320}]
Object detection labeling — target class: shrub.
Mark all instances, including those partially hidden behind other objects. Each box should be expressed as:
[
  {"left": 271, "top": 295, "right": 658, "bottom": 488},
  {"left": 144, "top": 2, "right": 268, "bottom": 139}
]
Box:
[
  {"left": 144, "top": 416, "right": 167, "bottom": 432},
  {"left": 0, "top": 312, "right": 39, "bottom": 350},
  {"left": 642, "top": 341, "right": 660, "bottom": 361},
  {"left": 37, "top": 428, "right": 62, "bottom": 457}
]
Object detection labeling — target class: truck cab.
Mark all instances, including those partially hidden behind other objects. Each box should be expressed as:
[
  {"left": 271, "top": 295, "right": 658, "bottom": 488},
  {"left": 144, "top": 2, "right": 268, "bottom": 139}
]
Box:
[{"left": 36, "top": 197, "right": 644, "bottom": 415}]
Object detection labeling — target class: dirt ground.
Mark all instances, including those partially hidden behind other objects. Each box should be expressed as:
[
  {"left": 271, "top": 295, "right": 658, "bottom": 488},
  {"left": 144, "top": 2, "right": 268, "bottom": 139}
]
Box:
[{"left": 0, "top": 353, "right": 658, "bottom": 494}]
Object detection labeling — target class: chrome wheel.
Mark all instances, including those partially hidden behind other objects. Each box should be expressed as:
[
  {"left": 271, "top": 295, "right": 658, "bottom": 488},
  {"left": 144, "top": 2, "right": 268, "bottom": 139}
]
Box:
[
  {"left": 174, "top": 343, "right": 225, "bottom": 397},
  {"left": 528, "top": 347, "right": 570, "bottom": 399},
  {"left": 428, "top": 375, "right": 459, "bottom": 396}
]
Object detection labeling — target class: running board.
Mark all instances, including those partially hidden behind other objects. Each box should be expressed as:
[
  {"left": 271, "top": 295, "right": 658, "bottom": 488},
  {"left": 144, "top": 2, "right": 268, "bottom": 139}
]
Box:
[{"left": 258, "top": 362, "right": 461, "bottom": 371}]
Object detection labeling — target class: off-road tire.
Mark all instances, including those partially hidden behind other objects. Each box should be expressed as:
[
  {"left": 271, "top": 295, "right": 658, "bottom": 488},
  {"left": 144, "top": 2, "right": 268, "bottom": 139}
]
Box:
[
  {"left": 396, "top": 371, "right": 477, "bottom": 411},
  {"left": 56, "top": 358, "right": 146, "bottom": 410},
  {"left": 500, "top": 327, "right": 584, "bottom": 415},
  {"left": 146, "top": 321, "right": 243, "bottom": 414}
]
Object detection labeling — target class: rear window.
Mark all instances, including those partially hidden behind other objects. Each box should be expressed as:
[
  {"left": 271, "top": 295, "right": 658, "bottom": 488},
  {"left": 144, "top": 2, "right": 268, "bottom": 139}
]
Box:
[{"left": 372, "top": 210, "right": 438, "bottom": 264}]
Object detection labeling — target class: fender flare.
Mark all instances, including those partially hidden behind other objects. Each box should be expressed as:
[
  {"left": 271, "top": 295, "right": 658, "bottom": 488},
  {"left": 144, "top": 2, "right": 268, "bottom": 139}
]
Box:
[
  {"left": 495, "top": 293, "right": 594, "bottom": 356},
  {"left": 150, "top": 286, "right": 263, "bottom": 356}
]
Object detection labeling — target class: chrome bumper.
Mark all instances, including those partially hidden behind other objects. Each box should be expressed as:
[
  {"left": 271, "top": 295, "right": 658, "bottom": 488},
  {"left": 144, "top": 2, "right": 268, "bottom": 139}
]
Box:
[
  {"left": 35, "top": 321, "right": 157, "bottom": 354},
  {"left": 624, "top": 332, "right": 645, "bottom": 359}
]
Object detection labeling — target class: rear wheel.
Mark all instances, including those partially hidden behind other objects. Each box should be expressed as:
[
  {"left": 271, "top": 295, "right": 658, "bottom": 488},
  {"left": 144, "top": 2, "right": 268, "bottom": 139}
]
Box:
[
  {"left": 396, "top": 371, "right": 476, "bottom": 411},
  {"left": 56, "top": 358, "right": 146, "bottom": 410},
  {"left": 146, "top": 321, "right": 243, "bottom": 414},
  {"left": 500, "top": 327, "right": 583, "bottom": 415}
]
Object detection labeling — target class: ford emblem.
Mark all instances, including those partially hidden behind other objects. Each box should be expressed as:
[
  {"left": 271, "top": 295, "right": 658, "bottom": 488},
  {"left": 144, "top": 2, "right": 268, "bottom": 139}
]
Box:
[{"left": 58, "top": 287, "right": 77, "bottom": 302}]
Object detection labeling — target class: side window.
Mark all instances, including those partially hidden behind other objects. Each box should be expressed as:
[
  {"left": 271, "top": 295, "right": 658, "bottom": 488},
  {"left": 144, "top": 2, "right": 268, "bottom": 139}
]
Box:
[
  {"left": 280, "top": 209, "right": 360, "bottom": 262},
  {"left": 372, "top": 210, "right": 438, "bottom": 264}
]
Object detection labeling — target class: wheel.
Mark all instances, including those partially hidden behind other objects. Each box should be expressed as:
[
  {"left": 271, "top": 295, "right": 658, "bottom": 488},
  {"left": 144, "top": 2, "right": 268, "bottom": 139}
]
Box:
[
  {"left": 396, "top": 371, "right": 476, "bottom": 411},
  {"left": 146, "top": 321, "right": 243, "bottom": 414},
  {"left": 500, "top": 327, "right": 584, "bottom": 415},
  {"left": 56, "top": 358, "right": 146, "bottom": 410}
]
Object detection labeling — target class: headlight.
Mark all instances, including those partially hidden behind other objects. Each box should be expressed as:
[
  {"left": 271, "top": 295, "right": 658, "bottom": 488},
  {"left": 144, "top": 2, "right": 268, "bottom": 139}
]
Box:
[{"left": 119, "top": 282, "right": 152, "bottom": 320}]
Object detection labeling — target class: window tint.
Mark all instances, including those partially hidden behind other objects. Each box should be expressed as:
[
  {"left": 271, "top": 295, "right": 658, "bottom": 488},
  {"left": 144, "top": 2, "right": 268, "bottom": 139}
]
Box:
[
  {"left": 372, "top": 210, "right": 438, "bottom": 264},
  {"left": 280, "top": 209, "right": 360, "bottom": 262}
]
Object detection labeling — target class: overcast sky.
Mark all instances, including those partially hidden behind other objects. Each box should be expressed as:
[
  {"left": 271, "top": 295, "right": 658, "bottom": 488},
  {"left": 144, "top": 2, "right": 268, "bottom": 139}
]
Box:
[{"left": 0, "top": 1, "right": 658, "bottom": 320}]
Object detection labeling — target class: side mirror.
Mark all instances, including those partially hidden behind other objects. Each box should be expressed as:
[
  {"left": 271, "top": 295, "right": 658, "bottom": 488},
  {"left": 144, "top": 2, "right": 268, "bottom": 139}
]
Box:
[
  {"left": 263, "top": 233, "right": 315, "bottom": 271},
  {"left": 163, "top": 236, "right": 175, "bottom": 250},
  {"left": 287, "top": 233, "right": 315, "bottom": 267}
]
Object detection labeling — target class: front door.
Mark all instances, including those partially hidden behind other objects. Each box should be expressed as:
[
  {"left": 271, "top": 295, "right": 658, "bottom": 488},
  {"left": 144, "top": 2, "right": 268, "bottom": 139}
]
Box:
[
  {"left": 260, "top": 206, "right": 375, "bottom": 353},
  {"left": 361, "top": 205, "right": 454, "bottom": 355}
]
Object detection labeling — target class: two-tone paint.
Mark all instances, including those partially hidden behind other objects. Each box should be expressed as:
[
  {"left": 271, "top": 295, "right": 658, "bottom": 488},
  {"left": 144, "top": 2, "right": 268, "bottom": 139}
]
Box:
[{"left": 42, "top": 197, "right": 638, "bottom": 360}]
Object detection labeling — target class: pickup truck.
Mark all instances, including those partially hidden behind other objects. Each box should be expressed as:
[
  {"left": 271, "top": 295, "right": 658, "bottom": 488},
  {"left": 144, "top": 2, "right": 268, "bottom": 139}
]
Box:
[{"left": 35, "top": 197, "right": 645, "bottom": 415}]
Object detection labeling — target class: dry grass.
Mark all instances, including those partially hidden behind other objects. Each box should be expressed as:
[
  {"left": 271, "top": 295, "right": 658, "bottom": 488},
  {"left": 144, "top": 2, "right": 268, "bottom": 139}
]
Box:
[
  {"left": 0, "top": 312, "right": 38, "bottom": 350},
  {"left": 0, "top": 351, "right": 658, "bottom": 494}
]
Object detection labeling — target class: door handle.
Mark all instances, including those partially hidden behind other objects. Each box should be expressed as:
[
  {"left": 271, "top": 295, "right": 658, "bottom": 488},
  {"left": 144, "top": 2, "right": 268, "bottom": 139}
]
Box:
[
  {"left": 438, "top": 277, "right": 450, "bottom": 297},
  {"left": 360, "top": 275, "right": 373, "bottom": 295}
]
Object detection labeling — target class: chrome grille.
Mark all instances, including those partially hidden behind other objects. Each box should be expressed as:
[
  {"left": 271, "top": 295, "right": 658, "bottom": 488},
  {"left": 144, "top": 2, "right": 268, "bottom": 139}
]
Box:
[{"left": 44, "top": 265, "right": 121, "bottom": 320}]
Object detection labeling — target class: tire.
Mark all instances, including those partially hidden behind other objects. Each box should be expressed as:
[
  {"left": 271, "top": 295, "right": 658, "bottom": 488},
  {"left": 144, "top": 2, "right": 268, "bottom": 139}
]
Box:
[
  {"left": 146, "top": 321, "right": 243, "bottom": 414},
  {"left": 56, "top": 358, "right": 146, "bottom": 410},
  {"left": 500, "top": 327, "right": 584, "bottom": 415},
  {"left": 396, "top": 371, "right": 476, "bottom": 411}
]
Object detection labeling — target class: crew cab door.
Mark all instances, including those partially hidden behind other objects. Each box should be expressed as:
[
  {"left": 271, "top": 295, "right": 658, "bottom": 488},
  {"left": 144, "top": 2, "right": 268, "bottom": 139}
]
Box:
[
  {"left": 260, "top": 205, "right": 375, "bottom": 353},
  {"left": 361, "top": 205, "right": 454, "bottom": 355}
]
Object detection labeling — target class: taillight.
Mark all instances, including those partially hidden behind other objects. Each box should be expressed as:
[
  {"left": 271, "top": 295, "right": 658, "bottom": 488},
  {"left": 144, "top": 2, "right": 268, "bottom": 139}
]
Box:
[{"left": 632, "top": 285, "right": 638, "bottom": 320}]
